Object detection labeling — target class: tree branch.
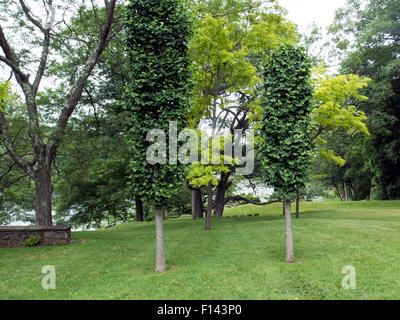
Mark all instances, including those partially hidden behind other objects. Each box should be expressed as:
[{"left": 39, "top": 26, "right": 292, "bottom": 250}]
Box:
[
  {"left": 0, "top": 111, "right": 34, "bottom": 178},
  {"left": 18, "top": 0, "right": 46, "bottom": 33},
  {"left": 224, "top": 195, "right": 280, "bottom": 206},
  {"left": 49, "top": 0, "right": 117, "bottom": 154}
]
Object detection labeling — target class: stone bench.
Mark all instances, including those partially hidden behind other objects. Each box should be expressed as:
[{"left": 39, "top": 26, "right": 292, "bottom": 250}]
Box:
[{"left": 0, "top": 226, "right": 71, "bottom": 248}]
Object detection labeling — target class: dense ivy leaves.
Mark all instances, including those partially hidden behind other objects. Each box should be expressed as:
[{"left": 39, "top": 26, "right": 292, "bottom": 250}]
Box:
[
  {"left": 259, "top": 45, "right": 315, "bottom": 200},
  {"left": 123, "top": 0, "right": 193, "bottom": 272},
  {"left": 123, "top": 0, "right": 193, "bottom": 208}
]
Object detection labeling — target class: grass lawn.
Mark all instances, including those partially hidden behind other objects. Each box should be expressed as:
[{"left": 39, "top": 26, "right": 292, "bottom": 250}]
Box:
[{"left": 1, "top": 201, "right": 399, "bottom": 300}]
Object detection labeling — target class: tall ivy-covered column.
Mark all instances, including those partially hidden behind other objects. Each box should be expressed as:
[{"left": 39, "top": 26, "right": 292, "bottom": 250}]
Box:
[
  {"left": 124, "top": 0, "right": 192, "bottom": 272},
  {"left": 259, "top": 45, "right": 314, "bottom": 263}
]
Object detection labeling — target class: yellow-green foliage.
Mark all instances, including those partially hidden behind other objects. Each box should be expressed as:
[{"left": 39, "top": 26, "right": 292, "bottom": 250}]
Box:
[
  {"left": 312, "top": 65, "right": 371, "bottom": 166},
  {"left": 0, "top": 80, "right": 10, "bottom": 112},
  {"left": 186, "top": 132, "right": 237, "bottom": 188},
  {"left": 188, "top": 1, "right": 298, "bottom": 127}
]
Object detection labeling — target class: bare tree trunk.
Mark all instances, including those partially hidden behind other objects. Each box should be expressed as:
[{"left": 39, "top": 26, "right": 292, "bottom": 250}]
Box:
[
  {"left": 350, "top": 180, "right": 356, "bottom": 201},
  {"left": 335, "top": 185, "right": 344, "bottom": 201},
  {"left": 283, "top": 202, "right": 285, "bottom": 215},
  {"left": 343, "top": 181, "right": 348, "bottom": 202},
  {"left": 192, "top": 188, "right": 204, "bottom": 219},
  {"left": 295, "top": 186, "right": 300, "bottom": 219},
  {"left": 34, "top": 163, "right": 53, "bottom": 226},
  {"left": 205, "top": 182, "right": 213, "bottom": 230},
  {"left": 214, "top": 172, "right": 231, "bottom": 217},
  {"left": 284, "top": 199, "right": 294, "bottom": 263},
  {"left": 196, "top": 189, "right": 204, "bottom": 219},
  {"left": 191, "top": 189, "right": 197, "bottom": 220},
  {"left": 135, "top": 197, "right": 144, "bottom": 222},
  {"left": 155, "top": 207, "right": 166, "bottom": 272}
]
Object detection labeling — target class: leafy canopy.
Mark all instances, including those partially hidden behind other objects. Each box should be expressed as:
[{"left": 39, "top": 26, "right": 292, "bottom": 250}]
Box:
[
  {"left": 259, "top": 45, "right": 315, "bottom": 199},
  {"left": 123, "top": 0, "right": 193, "bottom": 208}
]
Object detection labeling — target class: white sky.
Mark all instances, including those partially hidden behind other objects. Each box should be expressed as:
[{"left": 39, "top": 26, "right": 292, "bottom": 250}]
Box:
[{"left": 279, "top": 0, "right": 347, "bottom": 34}]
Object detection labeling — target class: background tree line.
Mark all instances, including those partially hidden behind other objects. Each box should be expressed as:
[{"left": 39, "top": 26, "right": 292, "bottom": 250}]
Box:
[{"left": 0, "top": 0, "right": 399, "bottom": 230}]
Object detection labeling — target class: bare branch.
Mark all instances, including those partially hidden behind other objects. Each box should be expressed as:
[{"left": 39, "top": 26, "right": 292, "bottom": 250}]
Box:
[
  {"left": 224, "top": 196, "right": 280, "bottom": 206},
  {"left": 18, "top": 0, "right": 46, "bottom": 33},
  {"left": 0, "top": 111, "right": 34, "bottom": 178},
  {"left": 49, "top": 0, "right": 117, "bottom": 154},
  {"left": 0, "top": 25, "right": 29, "bottom": 82}
]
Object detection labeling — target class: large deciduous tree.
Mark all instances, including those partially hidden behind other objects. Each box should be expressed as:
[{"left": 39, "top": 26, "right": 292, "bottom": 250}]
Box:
[
  {"left": 259, "top": 45, "right": 314, "bottom": 263},
  {"left": 188, "top": 0, "right": 298, "bottom": 218},
  {"left": 0, "top": 0, "right": 119, "bottom": 226},
  {"left": 124, "top": 0, "right": 192, "bottom": 272}
]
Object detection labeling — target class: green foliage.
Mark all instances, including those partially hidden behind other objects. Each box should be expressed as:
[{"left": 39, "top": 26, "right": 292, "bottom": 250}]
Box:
[
  {"left": 187, "top": 132, "right": 236, "bottom": 188},
  {"left": 0, "top": 92, "right": 35, "bottom": 225},
  {"left": 53, "top": 117, "right": 133, "bottom": 229},
  {"left": 330, "top": 0, "right": 400, "bottom": 199},
  {"left": 25, "top": 235, "right": 41, "bottom": 247},
  {"left": 259, "top": 45, "right": 315, "bottom": 199},
  {"left": 123, "top": 0, "right": 193, "bottom": 208},
  {"left": 189, "top": 0, "right": 298, "bottom": 126},
  {"left": 0, "top": 80, "right": 10, "bottom": 112}
]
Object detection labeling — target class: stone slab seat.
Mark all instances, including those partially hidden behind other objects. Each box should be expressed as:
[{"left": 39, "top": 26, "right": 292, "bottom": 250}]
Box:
[{"left": 0, "top": 226, "right": 72, "bottom": 248}]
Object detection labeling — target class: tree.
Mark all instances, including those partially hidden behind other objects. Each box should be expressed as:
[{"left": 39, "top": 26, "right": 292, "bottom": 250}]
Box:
[
  {"left": 53, "top": 115, "right": 133, "bottom": 228},
  {"left": 0, "top": 82, "right": 36, "bottom": 225},
  {"left": 124, "top": 0, "right": 193, "bottom": 272},
  {"left": 330, "top": 0, "right": 400, "bottom": 199},
  {"left": 0, "top": 0, "right": 119, "bottom": 226},
  {"left": 259, "top": 45, "right": 314, "bottom": 263},
  {"left": 188, "top": 0, "right": 298, "bottom": 218}
]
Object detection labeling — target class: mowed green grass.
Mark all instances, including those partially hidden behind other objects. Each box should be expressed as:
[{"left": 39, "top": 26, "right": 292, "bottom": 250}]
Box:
[{"left": 1, "top": 201, "right": 399, "bottom": 300}]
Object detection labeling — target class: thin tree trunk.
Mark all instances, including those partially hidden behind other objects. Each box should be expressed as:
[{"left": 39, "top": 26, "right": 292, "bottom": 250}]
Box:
[
  {"left": 283, "top": 202, "right": 285, "bottom": 215},
  {"left": 335, "top": 185, "right": 344, "bottom": 201},
  {"left": 284, "top": 199, "right": 294, "bottom": 263},
  {"left": 343, "top": 181, "right": 348, "bottom": 202},
  {"left": 34, "top": 164, "right": 53, "bottom": 226},
  {"left": 350, "top": 180, "right": 356, "bottom": 201},
  {"left": 135, "top": 197, "right": 144, "bottom": 222},
  {"left": 191, "top": 189, "right": 197, "bottom": 220},
  {"left": 296, "top": 186, "right": 300, "bottom": 219},
  {"left": 197, "top": 189, "right": 204, "bottom": 219},
  {"left": 205, "top": 182, "right": 213, "bottom": 230},
  {"left": 155, "top": 207, "right": 166, "bottom": 272}
]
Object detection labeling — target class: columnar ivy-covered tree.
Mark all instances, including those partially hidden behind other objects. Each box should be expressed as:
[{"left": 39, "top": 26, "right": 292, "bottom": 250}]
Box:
[
  {"left": 259, "top": 45, "right": 314, "bottom": 263},
  {"left": 124, "top": 0, "right": 192, "bottom": 272}
]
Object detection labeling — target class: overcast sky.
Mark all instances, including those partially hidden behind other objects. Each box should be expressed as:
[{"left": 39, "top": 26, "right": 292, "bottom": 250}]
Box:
[{"left": 279, "top": 0, "right": 347, "bottom": 34}]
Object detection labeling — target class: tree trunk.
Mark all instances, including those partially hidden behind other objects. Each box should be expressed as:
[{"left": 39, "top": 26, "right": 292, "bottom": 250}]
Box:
[
  {"left": 284, "top": 199, "right": 294, "bottom": 263},
  {"left": 194, "top": 188, "right": 204, "bottom": 219},
  {"left": 34, "top": 164, "right": 53, "bottom": 226},
  {"left": 350, "top": 180, "right": 356, "bottom": 201},
  {"left": 191, "top": 189, "right": 196, "bottom": 220},
  {"left": 155, "top": 207, "right": 166, "bottom": 272},
  {"left": 295, "top": 186, "right": 300, "bottom": 219},
  {"left": 135, "top": 197, "right": 144, "bottom": 222},
  {"left": 343, "top": 181, "right": 349, "bottom": 202},
  {"left": 214, "top": 172, "right": 231, "bottom": 217},
  {"left": 283, "top": 202, "right": 285, "bottom": 215},
  {"left": 191, "top": 188, "right": 204, "bottom": 220},
  {"left": 335, "top": 185, "right": 344, "bottom": 201},
  {"left": 205, "top": 182, "right": 213, "bottom": 230}
]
